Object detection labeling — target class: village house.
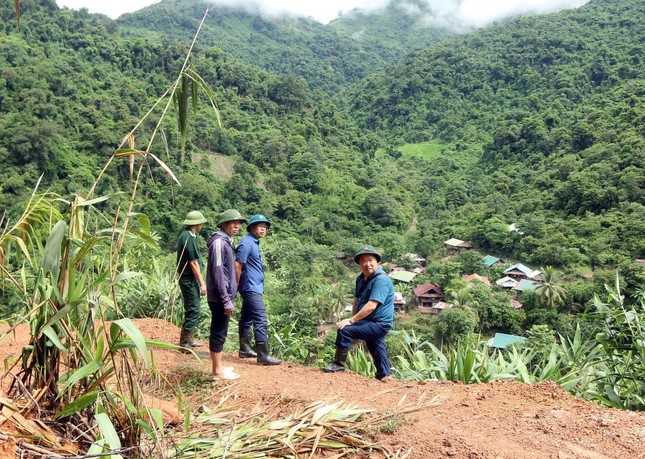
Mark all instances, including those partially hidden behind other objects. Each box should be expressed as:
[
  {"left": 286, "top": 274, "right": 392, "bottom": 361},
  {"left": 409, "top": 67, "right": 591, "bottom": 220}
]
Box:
[
  {"left": 444, "top": 238, "right": 473, "bottom": 255},
  {"left": 503, "top": 263, "right": 542, "bottom": 281},
  {"left": 420, "top": 301, "right": 453, "bottom": 315},
  {"left": 389, "top": 270, "right": 417, "bottom": 284},
  {"left": 488, "top": 333, "right": 526, "bottom": 349},
  {"left": 482, "top": 255, "right": 505, "bottom": 267},
  {"left": 462, "top": 273, "right": 491, "bottom": 286},
  {"left": 495, "top": 276, "right": 518, "bottom": 289},
  {"left": 512, "top": 279, "right": 543, "bottom": 300},
  {"left": 413, "top": 283, "right": 445, "bottom": 308},
  {"left": 403, "top": 253, "right": 427, "bottom": 267},
  {"left": 380, "top": 262, "right": 399, "bottom": 271},
  {"left": 394, "top": 292, "right": 407, "bottom": 312}
]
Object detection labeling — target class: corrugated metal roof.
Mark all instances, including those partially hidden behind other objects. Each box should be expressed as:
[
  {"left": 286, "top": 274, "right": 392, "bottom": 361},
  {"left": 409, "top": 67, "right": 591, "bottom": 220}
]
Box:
[
  {"left": 504, "top": 263, "right": 533, "bottom": 275},
  {"left": 489, "top": 333, "right": 526, "bottom": 349},
  {"left": 495, "top": 276, "right": 518, "bottom": 287},
  {"left": 413, "top": 283, "right": 443, "bottom": 296},
  {"left": 390, "top": 270, "right": 417, "bottom": 283},
  {"left": 482, "top": 255, "right": 501, "bottom": 267},
  {"left": 513, "top": 279, "right": 542, "bottom": 292},
  {"left": 463, "top": 273, "right": 491, "bottom": 286},
  {"left": 444, "top": 238, "right": 473, "bottom": 248}
]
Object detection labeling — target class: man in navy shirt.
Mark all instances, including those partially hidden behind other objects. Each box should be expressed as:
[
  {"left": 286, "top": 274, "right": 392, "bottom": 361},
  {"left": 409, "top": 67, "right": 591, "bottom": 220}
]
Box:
[
  {"left": 236, "top": 214, "right": 281, "bottom": 365},
  {"left": 323, "top": 245, "right": 395, "bottom": 381}
]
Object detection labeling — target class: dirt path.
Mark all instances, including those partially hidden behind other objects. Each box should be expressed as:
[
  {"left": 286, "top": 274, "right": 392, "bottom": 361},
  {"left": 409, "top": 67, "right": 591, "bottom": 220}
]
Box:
[{"left": 2, "top": 318, "right": 644, "bottom": 458}]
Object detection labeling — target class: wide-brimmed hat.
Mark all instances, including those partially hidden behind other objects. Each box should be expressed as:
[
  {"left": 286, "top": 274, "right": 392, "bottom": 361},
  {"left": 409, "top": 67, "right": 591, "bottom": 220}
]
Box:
[
  {"left": 183, "top": 210, "right": 207, "bottom": 226},
  {"left": 217, "top": 209, "right": 246, "bottom": 227},
  {"left": 247, "top": 214, "right": 271, "bottom": 231},
  {"left": 354, "top": 244, "right": 381, "bottom": 263}
]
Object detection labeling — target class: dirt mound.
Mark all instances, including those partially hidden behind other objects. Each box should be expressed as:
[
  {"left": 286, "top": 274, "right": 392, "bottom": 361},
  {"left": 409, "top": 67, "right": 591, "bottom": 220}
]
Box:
[{"left": 2, "top": 318, "right": 644, "bottom": 458}]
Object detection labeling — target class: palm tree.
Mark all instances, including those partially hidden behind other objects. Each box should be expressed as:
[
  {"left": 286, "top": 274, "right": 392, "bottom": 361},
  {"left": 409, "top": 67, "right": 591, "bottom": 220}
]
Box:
[
  {"left": 448, "top": 288, "right": 480, "bottom": 324},
  {"left": 535, "top": 266, "right": 567, "bottom": 309}
]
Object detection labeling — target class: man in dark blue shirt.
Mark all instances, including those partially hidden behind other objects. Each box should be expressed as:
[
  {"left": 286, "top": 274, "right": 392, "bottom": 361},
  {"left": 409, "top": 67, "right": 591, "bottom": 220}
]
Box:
[
  {"left": 235, "top": 214, "right": 281, "bottom": 365},
  {"left": 323, "top": 244, "right": 395, "bottom": 381}
]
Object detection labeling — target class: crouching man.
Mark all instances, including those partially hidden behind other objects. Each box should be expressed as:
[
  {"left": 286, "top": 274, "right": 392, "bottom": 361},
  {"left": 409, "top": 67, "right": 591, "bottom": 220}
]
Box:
[{"left": 323, "top": 245, "right": 395, "bottom": 381}]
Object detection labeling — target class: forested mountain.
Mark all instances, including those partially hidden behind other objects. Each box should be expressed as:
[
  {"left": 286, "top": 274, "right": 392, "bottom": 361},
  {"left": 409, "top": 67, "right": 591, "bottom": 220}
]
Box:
[
  {"left": 0, "top": 0, "right": 401, "bottom": 252},
  {"left": 329, "top": 0, "right": 453, "bottom": 59},
  {"left": 116, "top": 0, "right": 453, "bottom": 94},
  {"left": 1, "top": 0, "right": 643, "bottom": 273},
  {"left": 340, "top": 0, "right": 645, "bottom": 267}
]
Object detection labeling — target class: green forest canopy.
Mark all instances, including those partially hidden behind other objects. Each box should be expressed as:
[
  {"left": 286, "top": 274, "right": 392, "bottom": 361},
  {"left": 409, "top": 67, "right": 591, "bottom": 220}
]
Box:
[{"left": 0, "top": 0, "right": 643, "bottom": 275}]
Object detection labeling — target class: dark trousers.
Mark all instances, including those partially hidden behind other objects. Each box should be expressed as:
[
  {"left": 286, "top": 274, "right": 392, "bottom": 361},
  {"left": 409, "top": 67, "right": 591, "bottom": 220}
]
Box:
[
  {"left": 208, "top": 301, "right": 230, "bottom": 353},
  {"left": 239, "top": 292, "right": 268, "bottom": 342},
  {"left": 179, "top": 277, "right": 201, "bottom": 331},
  {"left": 336, "top": 321, "right": 391, "bottom": 379}
]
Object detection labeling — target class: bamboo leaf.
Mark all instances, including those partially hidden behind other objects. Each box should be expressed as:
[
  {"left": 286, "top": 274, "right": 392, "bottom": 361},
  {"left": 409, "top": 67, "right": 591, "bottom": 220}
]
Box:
[
  {"left": 42, "top": 325, "right": 67, "bottom": 353},
  {"left": 128, "top": 212, "right": 151, "bottom": 234},
  {"left": 110, "top": 271, "right": 142, "bottom": 286},
  {"left": 311, "top": 401, "right": 343, "bottom": 425},
  {"left": 76, "top": 195, "right": 109, "bottom": 207},
  {"left": 95, "top": 412, "right": 122, "bottom": 451},
  {"left": 110, "top": 319, "right": 150, "bottom": 367},
  {"left": 128, "top": 228, "right": 158, "bottom": 246},
  {"left": 41, "top": 220, "right": 67, "bottom": 281},
  {"left": 12, "top": 235, "right": 32, "bottom": 264},
  {"left": 56, "top": 391, "right": 100, "bottom": 419},
  {"left": 60, "top": 360, "right": 103, "bottom": 393},
  {"left": 184, "top": 68, "right": 222, "bottom": 129},
  {"left": 72, "top": 236, "right": 106, "bottom": 266},
  {"left": 95, "top": 336, "right": 105, "bottom": 361},
  {"left": 148, "top": 408, "right": 164, "bottom": 431},
  {"left": 147, "top": 151, "right": 181, "bottom": 185},
  {"left": 269, "top": 420, "right": 294, "bottom": 430}
]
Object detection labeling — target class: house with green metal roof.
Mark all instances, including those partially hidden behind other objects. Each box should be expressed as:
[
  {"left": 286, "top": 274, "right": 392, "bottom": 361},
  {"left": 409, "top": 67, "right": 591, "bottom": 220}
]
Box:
[
  {"left": 503, "top": 263, "right": 542, "bottom": 281},
  {"left": 389, "top": 270, "right": 417, "bottom": 283},
  {"left": 513, "top": 279, "right": 542, "bottom": 293},
  {"left": 488, "top": 333, "right": 526, "bottom": 349},
  {"left": 483, "top": 255, "right": 504, "bottom": 267}
]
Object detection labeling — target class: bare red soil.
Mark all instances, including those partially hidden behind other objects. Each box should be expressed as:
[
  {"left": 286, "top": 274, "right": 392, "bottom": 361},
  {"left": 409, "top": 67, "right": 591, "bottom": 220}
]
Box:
[{"left": 1, "top": 318, "right": 644, "bottom": 458}]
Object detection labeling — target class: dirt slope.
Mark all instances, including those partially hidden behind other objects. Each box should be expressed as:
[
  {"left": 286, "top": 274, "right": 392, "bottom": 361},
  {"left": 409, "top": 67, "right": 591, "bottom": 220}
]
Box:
[{"left": 1, "top": 318, "right": 644, "bottom": 458}]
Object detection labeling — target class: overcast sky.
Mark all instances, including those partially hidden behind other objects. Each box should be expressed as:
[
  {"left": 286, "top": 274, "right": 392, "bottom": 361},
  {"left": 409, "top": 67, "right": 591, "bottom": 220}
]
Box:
[{"left": 56, "top": 0, "right": 589, "bottom": 28}]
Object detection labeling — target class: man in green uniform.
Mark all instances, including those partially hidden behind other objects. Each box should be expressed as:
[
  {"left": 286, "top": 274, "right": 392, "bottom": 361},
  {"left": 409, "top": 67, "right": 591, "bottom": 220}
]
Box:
[{"left": 176, "top": 210, "right": 207, "bottom": 349}]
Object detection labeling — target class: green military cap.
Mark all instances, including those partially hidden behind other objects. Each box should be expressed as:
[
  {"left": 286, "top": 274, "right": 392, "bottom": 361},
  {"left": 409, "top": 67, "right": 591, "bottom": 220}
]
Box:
[
  {"left": 183, "top": 210, "right": 207, "bottom": 226},
  {"left": 217, "top": 209, "right": 246, "bottom": 227},
  {"left": 354, "top": 244, "right": 381, "bottom": 263}
]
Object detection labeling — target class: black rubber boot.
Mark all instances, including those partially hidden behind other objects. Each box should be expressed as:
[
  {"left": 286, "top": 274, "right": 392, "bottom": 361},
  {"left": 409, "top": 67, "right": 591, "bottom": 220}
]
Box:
[
  {"left": 179, "top": 328, "right": 191, "bottom": 352},
  {"left": 239, "top": 334, "right": 257, "bottom": 358},
  {"left": 187, "top": 329, "right": 203, "bottom": 348},
  {"left": 323, "top": 348, "right": 349, "bottom": 373},
  {"left": 256, "top": 341, "right": 281, "bottom": 366}
]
